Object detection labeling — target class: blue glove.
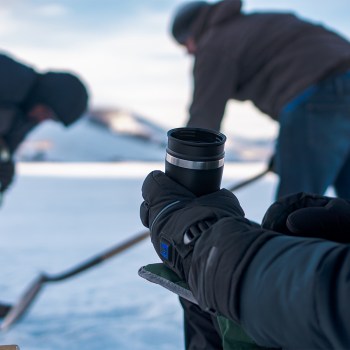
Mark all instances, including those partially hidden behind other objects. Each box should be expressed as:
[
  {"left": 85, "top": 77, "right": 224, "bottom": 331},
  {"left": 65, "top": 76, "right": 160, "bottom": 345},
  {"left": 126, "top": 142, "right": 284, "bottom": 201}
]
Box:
[{"left": 140, "top": 170, "right": 247, "bottom": 280}]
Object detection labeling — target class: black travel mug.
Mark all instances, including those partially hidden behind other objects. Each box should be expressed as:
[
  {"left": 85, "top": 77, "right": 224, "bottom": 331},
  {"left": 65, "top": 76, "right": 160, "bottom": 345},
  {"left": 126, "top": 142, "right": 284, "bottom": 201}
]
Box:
[{"left": 165, "top": 127, "right": 226, "bottom": 196}]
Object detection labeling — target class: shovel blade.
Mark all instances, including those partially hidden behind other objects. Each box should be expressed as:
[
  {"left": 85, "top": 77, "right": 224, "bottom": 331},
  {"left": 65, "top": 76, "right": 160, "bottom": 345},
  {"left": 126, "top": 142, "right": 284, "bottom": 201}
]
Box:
[{"left": 0, "top": 275, "right": 46, "bottom": 331}]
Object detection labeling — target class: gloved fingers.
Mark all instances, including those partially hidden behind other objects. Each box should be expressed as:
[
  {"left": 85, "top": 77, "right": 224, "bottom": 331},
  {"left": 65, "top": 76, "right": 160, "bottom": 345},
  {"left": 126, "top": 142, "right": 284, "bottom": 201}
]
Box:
[
  {"left": 142, "top": 171, "right": 244, "bottom": 212},
  {"left": 286, "top": 198, "right": 350, "bottom": 243},
  {"left": 286, "top": 207, "right": 330, "bottom": 236},
  {"left": 192, "top": 188, "right": 245, "bottom": 217},
  {"left": 262, "top": 192, "right": 331, "bottom": 233},
  {"left": 141, "top": 170, "right": 195, "bottom": 205},
  {"left": 141, "top": 170, "right": 195, "bottom": 230},
  {"left": 325, "top": 198, "right": 350, "bottom": 214},
  {"left": 140, "top": 201, "right": 150, "bottom": 228}
]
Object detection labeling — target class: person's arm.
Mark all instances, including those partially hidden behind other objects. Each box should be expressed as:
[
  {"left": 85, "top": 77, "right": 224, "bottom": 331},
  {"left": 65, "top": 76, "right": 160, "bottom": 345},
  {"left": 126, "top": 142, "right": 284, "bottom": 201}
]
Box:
[
  {"left": 188, "top": 194, "right": 350, "bottom": 349},
  {"left": 0, "top": 54, "right": 37, "bottom": 104},
  {"left": 187, "top": 50, "right": 236, "bottom": 131},
  {"left": 239, "top": 234, "right": 350, "bottom": 349},
  {"left": 141, "top": 172, "right": 350, "bottom": 349}
]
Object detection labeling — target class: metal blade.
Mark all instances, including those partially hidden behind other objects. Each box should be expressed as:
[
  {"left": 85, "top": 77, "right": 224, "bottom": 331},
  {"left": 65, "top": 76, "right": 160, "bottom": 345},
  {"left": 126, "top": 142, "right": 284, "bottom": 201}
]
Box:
[{"left": 0, "top": 274, "right": 46, "bottom": 331}]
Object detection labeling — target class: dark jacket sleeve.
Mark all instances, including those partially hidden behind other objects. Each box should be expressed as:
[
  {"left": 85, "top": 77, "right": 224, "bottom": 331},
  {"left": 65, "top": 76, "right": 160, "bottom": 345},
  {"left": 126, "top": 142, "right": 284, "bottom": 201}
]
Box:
[
  {"left": 0, "top": 54, "right": 38, "bottom": 151},
  {"left": 187, "top": 49, "right": 236, "bottom": 131},
  {"left": 187, "top": 217, "right": 350, "bottom": 349},
  {"left": 0, "top": 53, "right": 37, "bottom": 105}
]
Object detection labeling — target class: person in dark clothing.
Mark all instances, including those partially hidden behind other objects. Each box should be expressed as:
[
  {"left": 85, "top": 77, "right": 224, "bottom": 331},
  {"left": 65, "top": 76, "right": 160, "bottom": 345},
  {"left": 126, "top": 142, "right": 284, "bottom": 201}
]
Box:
[
  {"left": 141, "top": 170, "right": 350, "bottom": 349},
  {"left": 170, "top": 1, "right": 350, "bottom": 348},
  {"left": 0, "top": 52, "right": 89, "bottom": 194},
  {"left": 0, "top": 52, "right": 89, "bottom": 317},
  {"left": 171, "top": 0, "right": 350, "bottom": 200}
]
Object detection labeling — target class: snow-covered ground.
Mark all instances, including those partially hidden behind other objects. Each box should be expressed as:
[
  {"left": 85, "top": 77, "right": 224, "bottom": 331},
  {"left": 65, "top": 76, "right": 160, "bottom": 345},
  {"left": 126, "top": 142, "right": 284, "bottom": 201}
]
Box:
[
  {"left": 0, "top": 162, "right": 277, "bottom": 350},
  {"left": 14, "top": 111, "right": 275, "bottom": 163},
  {"left": 15, "top": 111, "right": 168, "bottom": 162}
]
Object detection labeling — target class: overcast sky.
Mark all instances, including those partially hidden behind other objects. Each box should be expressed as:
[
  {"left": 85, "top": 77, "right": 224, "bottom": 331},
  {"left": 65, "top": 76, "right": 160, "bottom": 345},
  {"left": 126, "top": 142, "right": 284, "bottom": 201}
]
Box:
[{"left": 0, "top": 0, "right": 349, "bottom": 136}]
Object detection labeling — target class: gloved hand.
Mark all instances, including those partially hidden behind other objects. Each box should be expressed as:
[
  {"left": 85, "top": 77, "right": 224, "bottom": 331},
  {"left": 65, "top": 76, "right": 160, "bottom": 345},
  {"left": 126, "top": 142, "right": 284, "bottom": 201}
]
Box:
[
  {"left": 140, "top": 170, "right": 247, "bottom": 280},
  {"left": 0, "top": 139, "right": 14, "bottom": 193},
  {"left": 262, "top": 192, "right": 350, "bottom": 243},
  {"left": 0, "top": 159, "right": 15, "bottom": 193}
]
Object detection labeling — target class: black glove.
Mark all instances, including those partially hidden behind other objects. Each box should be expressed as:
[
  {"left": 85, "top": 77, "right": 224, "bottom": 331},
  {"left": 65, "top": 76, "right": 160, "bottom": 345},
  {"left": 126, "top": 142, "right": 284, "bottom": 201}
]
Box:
[
  {"left": 262, "top": 192, "right": 350, "bottom": 243},
  {"left": 0, "top": 139, "right": 14, "bottom": 193},
  {"left": 0, "top": 159, "right": 15, "bottom": 193},
  {"left": 140, "top": 170, "right": 247, "bottom": 280}
]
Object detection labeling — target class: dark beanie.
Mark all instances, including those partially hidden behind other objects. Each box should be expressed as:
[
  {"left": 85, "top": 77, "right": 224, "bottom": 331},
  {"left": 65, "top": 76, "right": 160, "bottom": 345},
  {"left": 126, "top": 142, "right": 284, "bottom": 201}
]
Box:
[
  {"left": 23, "top": 72, "right": 89, "bottom": 126},
  {"left": 171, "top": 1, "right": 209, "bottom": 45}
]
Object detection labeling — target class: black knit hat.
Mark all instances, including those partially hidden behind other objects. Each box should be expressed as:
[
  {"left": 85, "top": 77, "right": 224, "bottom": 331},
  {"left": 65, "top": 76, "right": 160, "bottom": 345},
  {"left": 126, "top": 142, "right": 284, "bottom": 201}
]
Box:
[
  {"left": 24, "top": 72, "right": 89, "bottom": 126},
  {"left": 171, "top": 1, "right": 209, "bottom": 44}
]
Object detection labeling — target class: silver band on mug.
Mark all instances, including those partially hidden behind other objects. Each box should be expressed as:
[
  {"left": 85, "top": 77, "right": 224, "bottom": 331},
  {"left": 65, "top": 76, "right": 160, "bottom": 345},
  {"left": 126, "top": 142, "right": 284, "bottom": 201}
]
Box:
[{"left": 166, "top": 153, "right": 224, "bottom": 170}]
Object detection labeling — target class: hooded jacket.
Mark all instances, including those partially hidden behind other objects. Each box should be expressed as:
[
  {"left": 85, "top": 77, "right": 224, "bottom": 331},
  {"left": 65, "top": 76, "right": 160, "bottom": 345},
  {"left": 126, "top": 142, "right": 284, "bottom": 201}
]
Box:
[
  {"left": 0, "top": 53, "right": 38, "bottom": 153},
  {"left": 187, "top": 0, "right": 350, "bottom": 130},
  {"left": 0, "top": 53, "right": 88, "bottom": 153}
]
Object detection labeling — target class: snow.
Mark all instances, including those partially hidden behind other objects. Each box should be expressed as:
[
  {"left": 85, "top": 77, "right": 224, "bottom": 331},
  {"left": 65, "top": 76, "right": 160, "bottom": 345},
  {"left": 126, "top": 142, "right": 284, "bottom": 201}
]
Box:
[
  {"left": 14, "top": 110, "right": 274, "bottom": 163},
  {"left": 15, "top": 112, "right": 168, "bottom": 162},
  {"left": 0, "top": 1, "right": 345, "bottom": 348},
  {"left": 0, "top": 162, "right": 277, "bottom": 350}
]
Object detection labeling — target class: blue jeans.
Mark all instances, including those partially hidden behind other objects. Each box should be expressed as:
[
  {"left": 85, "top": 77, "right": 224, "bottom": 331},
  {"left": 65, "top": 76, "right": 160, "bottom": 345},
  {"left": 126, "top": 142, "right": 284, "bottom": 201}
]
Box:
[{"left": 276, "top": 70, "right": 350, "bottom": 199}]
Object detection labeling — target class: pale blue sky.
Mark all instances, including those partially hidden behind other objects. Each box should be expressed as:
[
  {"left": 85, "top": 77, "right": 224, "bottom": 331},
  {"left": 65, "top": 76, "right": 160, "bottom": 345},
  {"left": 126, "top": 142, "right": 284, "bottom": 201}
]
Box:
[{"left": 0, "top": 1, "right": 349, "bottom": 135}]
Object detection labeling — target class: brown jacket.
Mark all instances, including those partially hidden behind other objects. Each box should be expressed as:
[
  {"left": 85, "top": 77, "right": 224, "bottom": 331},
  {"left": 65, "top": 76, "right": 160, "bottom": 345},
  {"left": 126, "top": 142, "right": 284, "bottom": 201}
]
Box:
[{"left": 187, "top": 0, "right": 350, "bottom": 130}]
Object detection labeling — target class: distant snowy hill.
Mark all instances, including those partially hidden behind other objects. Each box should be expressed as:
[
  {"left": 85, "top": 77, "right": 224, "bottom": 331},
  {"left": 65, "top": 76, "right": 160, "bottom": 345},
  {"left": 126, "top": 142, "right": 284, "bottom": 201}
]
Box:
[
  {"left": 14, "top": 108, "right": 274, "bottom": 162},
  {"left": 15, "top": 109, "right": 167, "bottom": 162}
]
